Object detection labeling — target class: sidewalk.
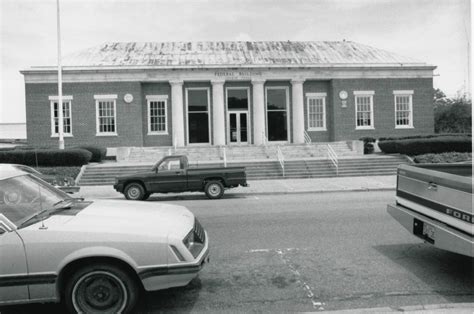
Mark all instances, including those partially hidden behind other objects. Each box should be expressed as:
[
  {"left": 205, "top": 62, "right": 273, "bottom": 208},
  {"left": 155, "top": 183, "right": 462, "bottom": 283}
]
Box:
[
  {"left": 321, "top": 302, "right": 474, "bottom": 313},
  {"left": 77, "top": 175, "right": 397, "bottom": 199}
]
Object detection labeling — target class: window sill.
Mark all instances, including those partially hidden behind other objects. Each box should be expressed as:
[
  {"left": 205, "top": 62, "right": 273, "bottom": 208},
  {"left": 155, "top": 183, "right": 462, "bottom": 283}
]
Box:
[
  {"left": 355, "top": 127, "right": 375, "bottom": 130},
  {"left": 395, "top": 125, "right": 414, "bottom": 129},
  {"left": 96, "top": 133, "right": 118, "bottom": 137},
  {"left": 147, "top": 132, "right": 169, "bottom": 136},
  {"left": 51, "top": 134, "right": 73, "bottom": 138},
  {"left": 307, "top": 128, "right": 327, "bottom": 132}
]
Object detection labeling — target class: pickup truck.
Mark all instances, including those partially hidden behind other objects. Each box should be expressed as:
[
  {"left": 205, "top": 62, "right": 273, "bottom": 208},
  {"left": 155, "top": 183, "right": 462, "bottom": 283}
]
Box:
[
  {"left": 114, "top": 155, "right": 248, "bottom": 200},
  {"left": 387, "top": 163, "right": 473, "bottom": 257}
]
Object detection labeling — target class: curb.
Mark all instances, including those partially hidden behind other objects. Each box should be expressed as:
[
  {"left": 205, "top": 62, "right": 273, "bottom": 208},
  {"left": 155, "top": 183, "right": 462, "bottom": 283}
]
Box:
[
  {"left": 238, "top": 187, "right": 395, "bottom": 196},
  {"left": 320, "top": 302, "right": 474, "bottom": 313}
]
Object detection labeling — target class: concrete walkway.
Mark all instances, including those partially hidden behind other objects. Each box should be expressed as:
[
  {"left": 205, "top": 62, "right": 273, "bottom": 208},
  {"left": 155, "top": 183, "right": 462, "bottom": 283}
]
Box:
[{"left": 77, "top": 175, "right": 396, "bottom": 199}]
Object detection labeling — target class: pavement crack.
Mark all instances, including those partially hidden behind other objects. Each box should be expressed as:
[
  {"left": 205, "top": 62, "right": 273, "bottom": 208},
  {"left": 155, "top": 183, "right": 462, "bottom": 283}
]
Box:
[{"left": 275, "top": 248, "right": 325, "bottom": 311}]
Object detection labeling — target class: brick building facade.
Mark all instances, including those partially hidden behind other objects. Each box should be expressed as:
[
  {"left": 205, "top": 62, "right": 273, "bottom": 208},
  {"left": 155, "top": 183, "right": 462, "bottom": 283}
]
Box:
[{"left": 21, "top": 41, "right": 436, "bottom": 148}]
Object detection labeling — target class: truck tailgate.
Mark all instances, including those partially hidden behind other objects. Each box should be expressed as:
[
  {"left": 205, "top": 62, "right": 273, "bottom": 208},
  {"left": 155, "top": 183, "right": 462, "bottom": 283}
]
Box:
[{"left": 396, "top": 164, "right": 473, "bottom": 235}]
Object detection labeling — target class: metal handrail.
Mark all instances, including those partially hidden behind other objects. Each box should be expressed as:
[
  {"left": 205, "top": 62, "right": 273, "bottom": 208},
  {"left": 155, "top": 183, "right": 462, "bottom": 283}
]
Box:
[
  {"left": 327, "top": 144, "right": 338, "bottom": 176},
  {"left": 304, "top": 131, "right": 312, "bottom": 144},
  {"left": 277, "top": 145, "right": 285, "bottom": 177}
]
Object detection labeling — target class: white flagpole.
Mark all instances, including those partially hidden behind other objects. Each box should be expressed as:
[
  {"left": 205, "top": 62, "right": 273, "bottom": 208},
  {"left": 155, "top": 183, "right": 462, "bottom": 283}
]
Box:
[{"left": 57, "top": 0, "right": 64, "bottom": 149}]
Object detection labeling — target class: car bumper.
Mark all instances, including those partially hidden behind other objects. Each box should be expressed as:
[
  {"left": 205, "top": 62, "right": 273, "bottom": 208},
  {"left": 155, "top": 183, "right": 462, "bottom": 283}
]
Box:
[
  {"left": 139, "top": 234, "right": 210, "bottom": 291},
  {"left": 387, "top": 203, "right": 474, "bottom": 258},
  {"left": 113, "top": 183, "right": 124, "bottom": 193}
]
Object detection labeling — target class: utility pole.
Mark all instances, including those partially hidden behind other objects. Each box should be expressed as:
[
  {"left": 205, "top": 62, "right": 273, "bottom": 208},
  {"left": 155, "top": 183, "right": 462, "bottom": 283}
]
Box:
[{"left": 57, "top": 0, "right": 64, "bottom": 149}]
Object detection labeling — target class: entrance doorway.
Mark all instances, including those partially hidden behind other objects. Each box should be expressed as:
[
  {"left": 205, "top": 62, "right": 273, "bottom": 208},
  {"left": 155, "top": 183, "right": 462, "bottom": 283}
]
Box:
[{"left": 228, "top": 111, "right": 248, "bottom": 144}]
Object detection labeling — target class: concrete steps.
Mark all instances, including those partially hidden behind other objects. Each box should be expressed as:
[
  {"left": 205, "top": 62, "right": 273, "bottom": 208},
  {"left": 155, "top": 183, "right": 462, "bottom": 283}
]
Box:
[
  {"left": 78, "top": 154, "right": 408, "bottom": 186},
  {"left": 123, "top": 141, "right": 357, "bottom": 163}
]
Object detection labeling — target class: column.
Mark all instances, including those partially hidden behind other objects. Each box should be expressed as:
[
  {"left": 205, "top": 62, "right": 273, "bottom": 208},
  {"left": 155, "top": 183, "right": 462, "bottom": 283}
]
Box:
[
  {"left": 251, "top": 79, "right": 265, "bottom": 145},
  {"left": 211, "top": 79, "right": 226, "bottom": 146},
  {"left": 291, "top": 79, "right": 305, "bottom": 144},
  {"left": 170, "top": 80, "right": 185, "bottom": 147}
]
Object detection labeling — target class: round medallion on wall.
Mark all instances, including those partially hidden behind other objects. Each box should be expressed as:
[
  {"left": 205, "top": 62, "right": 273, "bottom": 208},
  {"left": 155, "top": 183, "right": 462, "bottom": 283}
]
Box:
[
  {"left": 339, "top": 90, "right": 348, "bottom": 100},
  {"left": 124, "top": 93, "right": 134, "bottom": 103}
]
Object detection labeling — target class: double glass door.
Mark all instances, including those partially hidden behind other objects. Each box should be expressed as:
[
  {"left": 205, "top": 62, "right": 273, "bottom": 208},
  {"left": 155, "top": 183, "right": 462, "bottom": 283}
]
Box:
[{"left": 228, "top": 111, "right": 248, "bottom": 144}]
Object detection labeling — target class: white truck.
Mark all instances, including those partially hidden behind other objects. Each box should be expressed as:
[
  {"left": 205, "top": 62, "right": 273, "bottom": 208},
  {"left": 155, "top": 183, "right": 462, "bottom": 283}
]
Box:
[{"left": 387, "top": 163, "right": 473, "bottom": 257}]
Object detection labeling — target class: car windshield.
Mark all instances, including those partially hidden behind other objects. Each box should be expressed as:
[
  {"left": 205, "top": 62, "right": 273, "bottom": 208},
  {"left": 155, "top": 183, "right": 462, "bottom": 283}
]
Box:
[{"left": 0, "top": 174, "right": 71, "bottom": 227}]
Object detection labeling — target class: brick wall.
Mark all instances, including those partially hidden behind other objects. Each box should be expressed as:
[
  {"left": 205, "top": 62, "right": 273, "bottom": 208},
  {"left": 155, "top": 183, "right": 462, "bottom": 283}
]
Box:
[
  {"left": 329, "top": 78, "right": 434, "bottom": 141},
  {"left": 25, "top": 81, "right": 144, "bottom": 148}
]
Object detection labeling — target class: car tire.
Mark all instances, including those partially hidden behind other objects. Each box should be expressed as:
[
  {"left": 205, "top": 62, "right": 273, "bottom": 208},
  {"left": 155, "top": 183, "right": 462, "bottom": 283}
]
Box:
[
  {"left": 124, "top": 183, "right": 146, "bottom": 200},
  {"left": 204, "top": 181, "right": 224, "bottom": 199},
  {"left": 64, "top": 263, "right": 139, "bottom": 314},
  {"left": 142, "top": 192, "right": 151, "bottom": 200}
]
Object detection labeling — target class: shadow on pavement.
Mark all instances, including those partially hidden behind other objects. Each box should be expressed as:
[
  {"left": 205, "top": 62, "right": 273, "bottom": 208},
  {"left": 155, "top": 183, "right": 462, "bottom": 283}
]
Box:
[
  {"left": 375, "top": 243, "right": 474, "bottom": 302},
  {"left": 147, "top": 193, "right": 247, "bottom": 202}
]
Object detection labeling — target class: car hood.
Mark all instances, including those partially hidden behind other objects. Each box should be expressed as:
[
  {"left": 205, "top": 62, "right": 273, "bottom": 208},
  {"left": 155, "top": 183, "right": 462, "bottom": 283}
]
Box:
[{"left": 39, "top": 200, "right": 195, "bottom": 239}]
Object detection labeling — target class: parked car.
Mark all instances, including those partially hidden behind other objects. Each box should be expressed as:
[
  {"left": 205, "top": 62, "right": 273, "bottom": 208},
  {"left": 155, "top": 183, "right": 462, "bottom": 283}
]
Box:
[
  {"left": 0, "top": 163, "right": 80, "bottom": 194},
  {"left": 114, "top": 155, "right": 248, "bottom": 200},
  {"left": 0, "top": 168, "right": 209, "bottom": 313}
]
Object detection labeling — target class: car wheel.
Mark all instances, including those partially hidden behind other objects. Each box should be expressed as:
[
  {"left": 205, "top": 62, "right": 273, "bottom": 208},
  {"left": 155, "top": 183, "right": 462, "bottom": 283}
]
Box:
[
  {"left": 204, "top": 181, "right": 224, "bottom": 199},
  {"left": 65, "top": 263, "right": 139, "bottom": 314},
  {"left": 124, "top": 183, "right": 145, "bottom": 200}
]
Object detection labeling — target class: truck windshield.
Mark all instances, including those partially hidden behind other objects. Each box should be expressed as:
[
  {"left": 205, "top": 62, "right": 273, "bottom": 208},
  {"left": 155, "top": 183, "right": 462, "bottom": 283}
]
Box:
[{"left": 0, "top": 174, "right": 71, "bottom": 226}]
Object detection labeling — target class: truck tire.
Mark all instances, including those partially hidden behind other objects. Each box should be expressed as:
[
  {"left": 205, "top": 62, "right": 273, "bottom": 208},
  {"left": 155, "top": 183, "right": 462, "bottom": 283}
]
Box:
[
  {"left": 64, "top": 263, "right": 139, "bottom": 314},
  {"left": 204, "top": 181, "right": 224, "bottom": 199},
  {"left": 124, "top": 183, "right": 146, "bottom": 200}
]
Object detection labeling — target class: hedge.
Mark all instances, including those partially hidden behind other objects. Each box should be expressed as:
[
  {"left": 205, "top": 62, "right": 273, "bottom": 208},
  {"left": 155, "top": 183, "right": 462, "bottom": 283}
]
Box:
[
  {"left": 378, "top": 136, "right": 472, "bottom": 155},
  {"left": 413, "top": 152, "right": 472, "bottom": 163},
  {"left": 75, "top": 145, "right": 107, "bottom": 162},
  {"left": 379, "top": 133, "right": 471, "bottom": 141},
  {"left": 0, "top": 149, "right": 92, "bottom": 166}
]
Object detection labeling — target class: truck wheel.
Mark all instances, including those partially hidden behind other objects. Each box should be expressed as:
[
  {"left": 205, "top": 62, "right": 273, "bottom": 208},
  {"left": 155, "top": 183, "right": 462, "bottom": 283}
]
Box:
[
  {"left": 64, "top": 263, "right": 139, "bottom": 314},
  {"left": 124, "top": 183, "right": 145, "bottom": 200},
  {"left": 205, "top": 181, "right": 224, "bottom": 199}
]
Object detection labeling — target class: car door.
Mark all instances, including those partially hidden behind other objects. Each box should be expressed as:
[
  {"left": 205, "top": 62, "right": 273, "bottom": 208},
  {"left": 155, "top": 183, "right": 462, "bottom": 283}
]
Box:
[
  {"left": 0, "top": 217, "right": 29, "bottom": 304},
  {"left": 150, "top": 157, "right": 187, "bottom": 192}
]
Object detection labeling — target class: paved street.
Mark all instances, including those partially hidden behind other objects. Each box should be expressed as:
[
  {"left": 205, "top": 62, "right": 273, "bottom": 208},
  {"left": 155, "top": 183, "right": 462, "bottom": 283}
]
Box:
[{"left": 3, "top": 190, "right": 472, "bottom": 313}]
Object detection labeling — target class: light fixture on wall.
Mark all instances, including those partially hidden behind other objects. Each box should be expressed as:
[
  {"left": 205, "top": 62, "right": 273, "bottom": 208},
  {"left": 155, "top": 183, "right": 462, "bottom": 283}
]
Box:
[
  {"left": 339, "top": 90, "right": 348, "bottom": 108},
  {"left": 124, "top": 93, "right": 134, "bottom": 103}
]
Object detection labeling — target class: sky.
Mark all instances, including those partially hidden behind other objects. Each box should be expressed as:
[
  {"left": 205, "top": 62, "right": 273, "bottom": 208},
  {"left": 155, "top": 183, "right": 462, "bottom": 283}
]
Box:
[{"left": 0, "top": 0, "right": 471, "bottom": 123}]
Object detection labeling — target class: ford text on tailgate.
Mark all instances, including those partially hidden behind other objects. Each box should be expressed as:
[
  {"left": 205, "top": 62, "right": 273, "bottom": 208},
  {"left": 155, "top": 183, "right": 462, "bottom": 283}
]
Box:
[{"left": 387, "top": 163, "right": 473, "bottom": 257}]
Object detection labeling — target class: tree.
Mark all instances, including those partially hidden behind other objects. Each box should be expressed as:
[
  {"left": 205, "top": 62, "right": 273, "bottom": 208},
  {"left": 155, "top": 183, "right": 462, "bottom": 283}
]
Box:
[{"left": 433, "top": 89, "right": 472, "bottom": 133}]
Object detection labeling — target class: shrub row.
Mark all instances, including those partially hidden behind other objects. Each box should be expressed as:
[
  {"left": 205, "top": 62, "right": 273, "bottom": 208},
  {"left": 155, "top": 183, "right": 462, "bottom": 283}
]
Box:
[
  {"left": 413, "top": 152, "right": 472, "bottom": 164},
  {"left": 378, "top": 133, "right": 471, "bottom": 141},
  {"left": 0, "top": 149, "right": 92, "bottom": 166},
  {"left": 378, "top": 136, "right": 472, "bottom": 155},
  {"left": 75, "top": 145, "right": 107, "bottom": 162}
]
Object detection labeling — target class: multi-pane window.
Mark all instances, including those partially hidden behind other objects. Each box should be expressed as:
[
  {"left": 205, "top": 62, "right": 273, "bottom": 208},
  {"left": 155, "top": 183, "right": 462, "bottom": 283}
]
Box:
[
  {"left": 49, "top": 96, "right": 72, "bottom": 136},
  {"left": 306, "top": 93, "right": 326, "bottom": 131},
  {"left": 394, "top": 91, "right": 414, "bottom": 128},
  {"left": 95, "top": 95, "right": 117, "bottom": 135},
  {"left": 354, "top": 91, "right": 374, "bottom": 129},
  {"left": 147, "top": 95, "right": 168, "bottom": 134}
]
